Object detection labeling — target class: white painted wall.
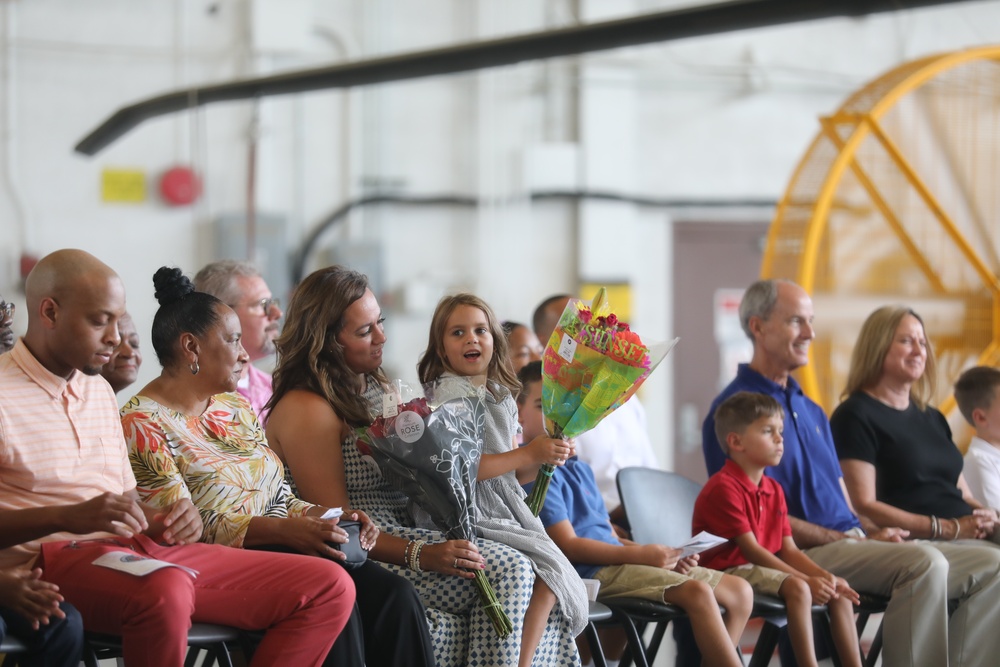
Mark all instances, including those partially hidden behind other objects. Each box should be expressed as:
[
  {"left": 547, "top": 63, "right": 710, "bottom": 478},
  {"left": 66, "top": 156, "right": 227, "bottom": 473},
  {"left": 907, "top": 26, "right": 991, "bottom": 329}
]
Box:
[{"left": 0, "top": 0, "right": 996, "bottom": 467}]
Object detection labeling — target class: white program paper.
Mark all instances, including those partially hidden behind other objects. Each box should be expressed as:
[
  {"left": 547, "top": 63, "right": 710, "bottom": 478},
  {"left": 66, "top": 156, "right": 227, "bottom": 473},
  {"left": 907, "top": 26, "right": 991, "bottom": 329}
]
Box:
[
  {"left": 677, "top": 531, "right": 728, "bottom": 558},
  {"left": 92, "top": 551, "right": 198, "bottom": 579},
  {"left": 321, "top": 507, "right": 345, "bottom": 520}
]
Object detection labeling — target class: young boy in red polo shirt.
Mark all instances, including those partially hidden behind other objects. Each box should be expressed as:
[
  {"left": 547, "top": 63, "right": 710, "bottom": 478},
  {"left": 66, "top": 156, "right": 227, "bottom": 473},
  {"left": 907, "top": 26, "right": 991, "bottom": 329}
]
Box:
[{"left": 693, "top": 391, "right": 862, "bottom": 667}]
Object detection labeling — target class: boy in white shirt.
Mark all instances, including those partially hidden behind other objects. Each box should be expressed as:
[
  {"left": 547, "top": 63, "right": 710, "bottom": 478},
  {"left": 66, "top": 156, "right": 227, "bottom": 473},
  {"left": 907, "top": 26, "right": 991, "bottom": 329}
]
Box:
[{"left": 954, "top": 366, "right": 1000, "bottom": 512}]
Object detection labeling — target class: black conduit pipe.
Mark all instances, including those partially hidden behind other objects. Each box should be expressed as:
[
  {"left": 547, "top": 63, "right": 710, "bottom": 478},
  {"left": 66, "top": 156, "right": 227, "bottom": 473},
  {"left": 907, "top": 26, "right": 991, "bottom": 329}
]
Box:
[
  {"left": 75, "top": 0, "right": 965, "bottom": 156},
  {"left": 290, "top": 191, "right": 775, "bottom": 283}
]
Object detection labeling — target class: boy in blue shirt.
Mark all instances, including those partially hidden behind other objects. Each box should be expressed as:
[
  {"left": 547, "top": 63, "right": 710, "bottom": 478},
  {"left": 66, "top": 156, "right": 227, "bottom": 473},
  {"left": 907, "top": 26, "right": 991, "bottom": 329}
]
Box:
[{"left": 518, "top": 362, "right": 751, "bottom": 667}]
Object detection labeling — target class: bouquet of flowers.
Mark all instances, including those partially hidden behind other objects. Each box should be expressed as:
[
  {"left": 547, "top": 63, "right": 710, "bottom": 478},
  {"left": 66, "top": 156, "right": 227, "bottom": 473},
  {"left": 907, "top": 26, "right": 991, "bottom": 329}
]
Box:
[
  {"left": 524, "top": 287, "right": 678, "bottom": 515},
  {"left": 356, "top": 377, "right": 514, "bottom": 638}
]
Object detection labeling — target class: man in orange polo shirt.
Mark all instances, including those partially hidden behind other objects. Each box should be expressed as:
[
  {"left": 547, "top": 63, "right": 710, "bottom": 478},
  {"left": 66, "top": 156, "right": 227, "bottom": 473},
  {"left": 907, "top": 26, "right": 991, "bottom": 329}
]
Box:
[{"left": 0, "top": 249, "right": 355, "bottom": 667}]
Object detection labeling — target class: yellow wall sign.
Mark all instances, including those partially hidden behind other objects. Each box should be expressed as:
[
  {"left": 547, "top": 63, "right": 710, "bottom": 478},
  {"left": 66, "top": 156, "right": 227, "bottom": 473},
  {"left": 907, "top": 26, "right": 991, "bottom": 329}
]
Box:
[
  {"left": 579, "top": 282, "right": 632, "bottom": 322},
  {"left": 101, "top": 168, "right": 146, "bottom": 203}
]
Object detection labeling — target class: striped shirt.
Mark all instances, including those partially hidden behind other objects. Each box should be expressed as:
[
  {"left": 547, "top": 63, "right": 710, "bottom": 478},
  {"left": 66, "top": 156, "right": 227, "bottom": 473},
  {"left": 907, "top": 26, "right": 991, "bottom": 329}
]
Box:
[{"left": 0, "top": 339, "right": 136, "bottom": 569}]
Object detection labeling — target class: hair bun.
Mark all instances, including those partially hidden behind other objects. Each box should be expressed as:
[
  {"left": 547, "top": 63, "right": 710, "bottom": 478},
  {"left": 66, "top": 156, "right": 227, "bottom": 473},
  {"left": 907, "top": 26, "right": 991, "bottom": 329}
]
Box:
[{"left": 153, "top": 266, "right": 195, "bottom": 306}]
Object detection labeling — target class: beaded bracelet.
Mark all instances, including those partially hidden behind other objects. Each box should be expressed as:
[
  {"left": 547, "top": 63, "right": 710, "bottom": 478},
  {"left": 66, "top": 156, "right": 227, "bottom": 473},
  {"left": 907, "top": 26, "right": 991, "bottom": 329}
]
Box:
[
  {"left": 411, "top": 540, "right": 426, "bottom": 572},
  {"left": 404, "top": 540, "right": 414, "bottom": 567},
  {"left": 407, "top": 539, "right": 426, "bottom": 571}
]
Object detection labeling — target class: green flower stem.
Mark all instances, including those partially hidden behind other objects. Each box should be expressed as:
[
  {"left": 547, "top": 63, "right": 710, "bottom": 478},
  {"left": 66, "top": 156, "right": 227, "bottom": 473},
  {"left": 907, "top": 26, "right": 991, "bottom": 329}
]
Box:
[
  {"left": 473, "top": 569, "right": 513, "bottom": 638},
  {"left": 524, "top": 463, "right": 556, "bottom": 516},
  {"left": 525, "top": 424, "right": 563, "bottom": 516}
]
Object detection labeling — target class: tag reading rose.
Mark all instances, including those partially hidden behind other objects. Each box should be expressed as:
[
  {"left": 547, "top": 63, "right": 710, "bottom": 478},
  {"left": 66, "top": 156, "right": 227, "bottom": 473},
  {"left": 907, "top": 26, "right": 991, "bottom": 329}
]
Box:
[{"left": 394, "top": 410, "right": 425, "bottom": 443}]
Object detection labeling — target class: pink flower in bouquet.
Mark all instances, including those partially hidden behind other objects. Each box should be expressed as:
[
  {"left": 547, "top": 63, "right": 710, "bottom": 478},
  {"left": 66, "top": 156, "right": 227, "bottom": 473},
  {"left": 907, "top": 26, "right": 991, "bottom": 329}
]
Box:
[{"left": 606, "top": 313, "right": 618, "bottom": 327}]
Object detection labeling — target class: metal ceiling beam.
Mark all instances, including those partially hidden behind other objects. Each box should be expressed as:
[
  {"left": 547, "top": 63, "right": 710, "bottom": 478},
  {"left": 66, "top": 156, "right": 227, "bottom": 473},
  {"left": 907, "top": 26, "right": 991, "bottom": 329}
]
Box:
[{"left": 75, "top": 0, "right": 963, "bottom": 155}]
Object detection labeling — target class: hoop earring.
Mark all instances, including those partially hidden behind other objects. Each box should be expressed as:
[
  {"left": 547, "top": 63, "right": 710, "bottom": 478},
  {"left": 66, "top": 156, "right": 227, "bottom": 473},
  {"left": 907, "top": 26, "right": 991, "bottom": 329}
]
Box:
[{"left": 190, "top": 361, "right": 200, "bottom": 375}]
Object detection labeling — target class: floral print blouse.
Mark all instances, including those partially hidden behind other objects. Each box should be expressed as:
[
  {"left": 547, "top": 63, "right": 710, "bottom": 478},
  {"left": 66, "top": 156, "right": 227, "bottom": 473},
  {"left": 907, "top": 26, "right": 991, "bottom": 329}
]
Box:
[{"left": 121, "top": 392, "right": 315, "bottom": 547}]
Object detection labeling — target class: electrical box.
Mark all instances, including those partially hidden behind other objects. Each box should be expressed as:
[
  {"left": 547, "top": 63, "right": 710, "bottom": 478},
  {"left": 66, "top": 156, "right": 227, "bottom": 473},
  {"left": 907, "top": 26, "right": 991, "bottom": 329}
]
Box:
[{"left": 211, "top": 212, "right": 291, "bottom": 306}]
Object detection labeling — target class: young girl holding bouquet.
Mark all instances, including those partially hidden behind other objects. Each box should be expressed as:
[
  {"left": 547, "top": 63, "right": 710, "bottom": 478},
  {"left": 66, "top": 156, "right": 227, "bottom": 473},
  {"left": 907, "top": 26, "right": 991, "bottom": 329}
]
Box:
[{"left": 418, "top": 293, "right": 589, "bottom": 667}]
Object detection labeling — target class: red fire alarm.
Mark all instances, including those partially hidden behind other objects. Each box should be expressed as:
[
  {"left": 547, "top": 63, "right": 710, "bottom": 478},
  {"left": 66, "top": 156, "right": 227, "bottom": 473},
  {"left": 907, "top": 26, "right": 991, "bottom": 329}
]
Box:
[{"left": 159, "top": 166, "right": 201, "bottom": 206}]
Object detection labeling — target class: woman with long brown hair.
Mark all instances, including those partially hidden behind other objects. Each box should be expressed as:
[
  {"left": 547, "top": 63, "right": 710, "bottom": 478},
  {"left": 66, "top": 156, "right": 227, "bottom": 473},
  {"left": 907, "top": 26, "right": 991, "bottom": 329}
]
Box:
[{"left": 265, "top": 266, "right": 563, "bottom": 666}]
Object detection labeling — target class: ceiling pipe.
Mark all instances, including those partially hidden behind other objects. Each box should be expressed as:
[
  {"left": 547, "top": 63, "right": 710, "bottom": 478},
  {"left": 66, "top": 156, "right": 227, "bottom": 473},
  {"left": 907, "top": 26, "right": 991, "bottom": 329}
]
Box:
[{"left": 75, "top": 0, "right": 964, "bottom": 156}]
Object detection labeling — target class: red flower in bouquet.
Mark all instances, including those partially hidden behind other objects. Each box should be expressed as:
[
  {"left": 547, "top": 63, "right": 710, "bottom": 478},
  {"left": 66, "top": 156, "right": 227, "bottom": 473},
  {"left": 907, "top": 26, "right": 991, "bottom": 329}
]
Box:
[
  {"left": 401, "top": 397, "right": 431, "bottom": 417},
  {"left": 366, "top": 398, "right": 431, "bottom": 443}
]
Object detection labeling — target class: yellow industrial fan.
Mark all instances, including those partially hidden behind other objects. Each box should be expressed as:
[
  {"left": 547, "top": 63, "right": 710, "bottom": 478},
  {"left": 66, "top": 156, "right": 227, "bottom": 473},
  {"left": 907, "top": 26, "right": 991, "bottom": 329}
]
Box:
[{"left": 763, "top": 45, "right": 1000, "bottom": 449}]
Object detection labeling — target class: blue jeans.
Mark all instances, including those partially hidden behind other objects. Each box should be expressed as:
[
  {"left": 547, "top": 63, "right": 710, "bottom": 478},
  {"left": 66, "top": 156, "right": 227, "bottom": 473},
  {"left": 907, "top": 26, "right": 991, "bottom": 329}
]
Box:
[{"left": 0, "top": 601, "right": 84, "bottom": 667}]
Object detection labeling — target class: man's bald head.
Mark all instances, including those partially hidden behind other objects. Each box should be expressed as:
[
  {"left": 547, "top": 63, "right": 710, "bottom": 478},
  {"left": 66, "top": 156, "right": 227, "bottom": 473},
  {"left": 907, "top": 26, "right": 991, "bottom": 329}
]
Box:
[
  {"left": 22, "top": 249, "right": 125, "bottom": 379},
  {"left": 532, "top": 294, "right": 571, "bottom": 344},
  {"left": 25, "top": 249, "right": 119, "bottom": 322}
]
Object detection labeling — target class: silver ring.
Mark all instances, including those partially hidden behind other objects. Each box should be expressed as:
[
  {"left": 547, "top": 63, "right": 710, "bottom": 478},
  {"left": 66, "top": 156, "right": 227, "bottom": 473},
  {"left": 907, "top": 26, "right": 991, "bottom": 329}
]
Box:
[{"left": 454, "top": 558, "right": 459, "bottom": 568}]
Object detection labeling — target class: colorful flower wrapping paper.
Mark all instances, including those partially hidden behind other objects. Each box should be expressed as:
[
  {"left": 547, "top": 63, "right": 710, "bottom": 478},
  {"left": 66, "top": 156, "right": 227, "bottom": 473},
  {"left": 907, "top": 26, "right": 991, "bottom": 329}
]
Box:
[
  {"left": 525, "top": 288, "right": 677, "bottom": 515},
  {"left": 356, "top": 378, "right": 513, "bottom": 637}
]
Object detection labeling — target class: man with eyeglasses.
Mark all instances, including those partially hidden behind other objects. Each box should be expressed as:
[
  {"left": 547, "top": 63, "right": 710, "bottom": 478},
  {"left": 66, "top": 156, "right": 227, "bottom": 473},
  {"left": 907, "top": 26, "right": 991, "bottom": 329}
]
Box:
[
  {"left": 1, "top": 297, "right": 15, "bottom": 354},
  {"left": 194, "top": 260, "right": 283, "bottom": 423}
]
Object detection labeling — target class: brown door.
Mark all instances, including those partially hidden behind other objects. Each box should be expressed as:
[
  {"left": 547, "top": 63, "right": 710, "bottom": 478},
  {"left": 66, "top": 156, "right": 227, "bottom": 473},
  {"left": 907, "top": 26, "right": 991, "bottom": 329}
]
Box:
[{"left": 672, "top": 220, "right": 770, "bottom": 483}]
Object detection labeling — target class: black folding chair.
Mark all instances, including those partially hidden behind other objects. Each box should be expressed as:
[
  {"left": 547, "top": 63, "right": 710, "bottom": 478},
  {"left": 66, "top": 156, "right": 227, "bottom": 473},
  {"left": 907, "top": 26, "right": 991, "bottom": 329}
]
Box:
[
  {"left": 617, "top": 466, "right": 847, "bottom": 667},
  {"left": 84, "top": 622, "right": 247, "bottom": 667},
  {"left": 584, "top": 600, "right": 617, "bottom": 667},
  {"left": 0, "top": 635, "right": 28, "bottom": 667},
  {"left": 598, "top": 595, "right": 689, "bottom": 667},
  {"left": 855, "top": 593, "right": 890, "bottom": 667}
]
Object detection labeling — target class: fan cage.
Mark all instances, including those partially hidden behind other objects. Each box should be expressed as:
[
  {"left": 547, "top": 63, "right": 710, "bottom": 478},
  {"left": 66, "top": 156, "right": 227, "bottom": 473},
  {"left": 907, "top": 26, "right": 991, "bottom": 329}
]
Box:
[{"left": 763, "top": 45, "right": 1000, "bottom": 448}]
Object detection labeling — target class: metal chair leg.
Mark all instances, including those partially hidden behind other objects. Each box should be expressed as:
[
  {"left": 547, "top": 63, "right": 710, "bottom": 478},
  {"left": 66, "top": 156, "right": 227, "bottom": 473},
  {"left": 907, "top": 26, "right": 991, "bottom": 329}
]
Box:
[
  {"left": 614, "top": 613, "right": 651, "bottom": 667},
  {"left": 645, "top": 621, "right": 669, "bottom": 664},
  {"left": 584, "top": 622, "right": 609, "bottom": 667},
  {"left": 865, "top": 621, "right": 884, "bottom": 667},
  {"left": 213, "top": 643, "right": 233, "bottom": 667},
  {"left": 748, "top": 621, "right": 782, "bottom": 667}
]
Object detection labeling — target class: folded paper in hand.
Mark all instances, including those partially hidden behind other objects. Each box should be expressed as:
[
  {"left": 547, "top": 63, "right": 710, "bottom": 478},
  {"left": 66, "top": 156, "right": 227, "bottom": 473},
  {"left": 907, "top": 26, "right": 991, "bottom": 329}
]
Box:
[
  {"left": 92, "top": 551, "right": 198, "bottom": 578},
  {"left": 677, "top": 531, "right": 727, "bottom": 558}
]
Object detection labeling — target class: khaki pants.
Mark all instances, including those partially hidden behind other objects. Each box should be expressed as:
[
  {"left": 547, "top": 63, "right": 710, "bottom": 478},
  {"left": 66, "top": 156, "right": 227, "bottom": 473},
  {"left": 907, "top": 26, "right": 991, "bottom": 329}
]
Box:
[
  {"left": 723, "top": 563, "right": 790, "bottom": 597},
  {"left": 806, "top": 538, "right": 1000, "bottom": 667},
  {"left": 594, "top": 564, "right": 723, "bottom": 603}
]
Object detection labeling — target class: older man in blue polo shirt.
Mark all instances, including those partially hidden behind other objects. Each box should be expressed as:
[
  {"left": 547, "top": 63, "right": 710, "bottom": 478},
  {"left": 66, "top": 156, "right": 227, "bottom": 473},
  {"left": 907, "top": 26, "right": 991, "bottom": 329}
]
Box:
[{"left": 703, "top": 279, "right": 1000, "bottom": 667}]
